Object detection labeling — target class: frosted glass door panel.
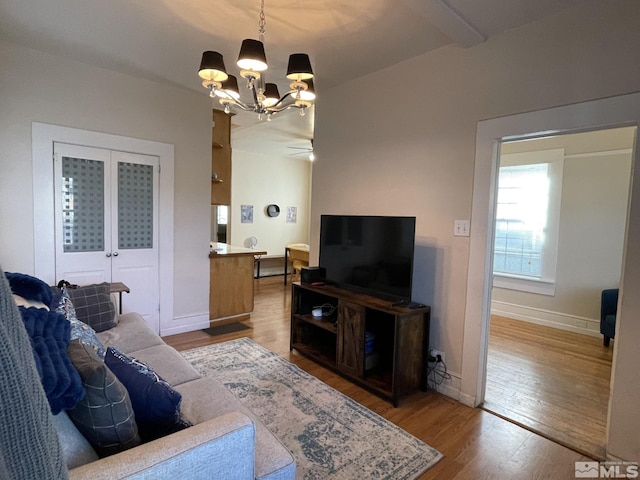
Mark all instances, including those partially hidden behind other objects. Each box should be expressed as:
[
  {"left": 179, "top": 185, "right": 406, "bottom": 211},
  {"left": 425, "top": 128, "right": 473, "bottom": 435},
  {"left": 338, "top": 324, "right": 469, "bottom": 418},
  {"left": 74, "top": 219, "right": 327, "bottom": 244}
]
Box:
[
  {"left": 62, "top": 157, "right": 105, "bottom": 252},
  {"left": 118, "top": 162, "right": 154, "bottom": 250}
]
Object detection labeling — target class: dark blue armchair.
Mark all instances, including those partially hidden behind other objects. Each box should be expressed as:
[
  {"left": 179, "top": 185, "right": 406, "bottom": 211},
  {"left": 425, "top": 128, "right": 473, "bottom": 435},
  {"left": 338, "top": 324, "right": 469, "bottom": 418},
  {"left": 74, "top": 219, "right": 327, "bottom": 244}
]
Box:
[{"left": 600, "top": 288, "right": 619, "bottom": 347}]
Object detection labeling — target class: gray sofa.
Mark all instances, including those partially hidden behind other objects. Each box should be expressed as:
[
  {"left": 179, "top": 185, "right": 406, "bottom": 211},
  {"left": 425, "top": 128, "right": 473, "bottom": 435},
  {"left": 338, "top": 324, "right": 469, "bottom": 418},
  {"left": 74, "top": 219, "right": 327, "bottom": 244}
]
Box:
[
  {"left": 63, "top": 311, "right": 296, "bottom": 480},
  {"left": 0, "top": 265, "right": 295, "bottom": 480}
]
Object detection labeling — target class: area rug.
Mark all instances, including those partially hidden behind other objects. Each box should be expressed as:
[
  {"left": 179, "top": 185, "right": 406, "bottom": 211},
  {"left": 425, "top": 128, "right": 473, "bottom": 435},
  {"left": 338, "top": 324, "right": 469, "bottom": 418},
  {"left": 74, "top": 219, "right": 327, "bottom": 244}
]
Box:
[
  {"left": 202, "top": 321, "right": 251, "bottom": 337},
  {"left": 181, "top": 338, "right": 443, "bottom": 480}
]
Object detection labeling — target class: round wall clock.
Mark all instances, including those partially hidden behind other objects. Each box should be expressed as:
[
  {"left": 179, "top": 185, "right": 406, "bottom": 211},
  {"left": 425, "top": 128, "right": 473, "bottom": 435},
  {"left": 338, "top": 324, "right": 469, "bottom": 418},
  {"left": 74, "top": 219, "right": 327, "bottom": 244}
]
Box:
[{"left": 266, "top": 204, "right": 280, "bottom": 217}]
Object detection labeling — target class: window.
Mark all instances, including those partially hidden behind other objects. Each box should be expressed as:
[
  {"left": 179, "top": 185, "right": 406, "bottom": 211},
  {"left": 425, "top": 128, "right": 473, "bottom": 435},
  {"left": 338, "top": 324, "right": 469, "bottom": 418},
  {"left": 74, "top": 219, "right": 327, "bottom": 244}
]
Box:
[
  {"left": 217, "top": 205, "right": 228, "bottom": 225},
  {"left": 493, "top": 148, "right": 564, "bottom": 295},
  {"left": 494, "top": 163, "right": 548, "bottom": 277}
]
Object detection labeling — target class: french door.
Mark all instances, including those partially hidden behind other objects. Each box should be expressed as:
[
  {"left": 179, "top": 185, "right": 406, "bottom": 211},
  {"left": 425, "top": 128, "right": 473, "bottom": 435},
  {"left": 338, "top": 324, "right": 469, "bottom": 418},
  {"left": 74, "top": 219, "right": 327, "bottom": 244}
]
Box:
[{"left": 53, "top": 142, "right": 160, "bottom": 332}]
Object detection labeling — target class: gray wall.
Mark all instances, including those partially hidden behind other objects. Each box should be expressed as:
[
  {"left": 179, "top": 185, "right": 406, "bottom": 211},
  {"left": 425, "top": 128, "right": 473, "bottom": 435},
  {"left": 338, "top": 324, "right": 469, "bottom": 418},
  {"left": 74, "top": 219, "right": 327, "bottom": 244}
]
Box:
[
  {"left": 0, "top": 40, "right": 212, "bottom": 329},
  {"left": 311, "top": 1, "right": 640, "bottom": 460}
]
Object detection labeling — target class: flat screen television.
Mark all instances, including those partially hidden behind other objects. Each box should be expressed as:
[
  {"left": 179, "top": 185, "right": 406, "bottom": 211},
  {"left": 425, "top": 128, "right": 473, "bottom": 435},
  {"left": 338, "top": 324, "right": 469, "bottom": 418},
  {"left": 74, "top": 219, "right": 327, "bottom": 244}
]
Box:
[{"left": 318, "top": 215, "right": 416, "bottom": 302}]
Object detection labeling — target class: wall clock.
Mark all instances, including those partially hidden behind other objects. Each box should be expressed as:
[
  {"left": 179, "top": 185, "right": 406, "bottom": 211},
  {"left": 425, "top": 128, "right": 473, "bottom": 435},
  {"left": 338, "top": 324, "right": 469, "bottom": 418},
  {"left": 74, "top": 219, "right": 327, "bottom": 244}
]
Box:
[{"left": 266, "top": 204, "right": 280, "bottom": 217}]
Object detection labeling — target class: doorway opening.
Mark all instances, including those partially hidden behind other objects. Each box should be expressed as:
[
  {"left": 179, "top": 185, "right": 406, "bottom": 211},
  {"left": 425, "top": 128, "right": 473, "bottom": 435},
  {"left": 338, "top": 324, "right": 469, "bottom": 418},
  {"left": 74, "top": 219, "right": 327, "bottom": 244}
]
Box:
[
  {"left": 481, "top": 127, "right": 635, "bottom": 459},
  {"left": 461, "top": 91, "right": 640, "bottom": 462}
]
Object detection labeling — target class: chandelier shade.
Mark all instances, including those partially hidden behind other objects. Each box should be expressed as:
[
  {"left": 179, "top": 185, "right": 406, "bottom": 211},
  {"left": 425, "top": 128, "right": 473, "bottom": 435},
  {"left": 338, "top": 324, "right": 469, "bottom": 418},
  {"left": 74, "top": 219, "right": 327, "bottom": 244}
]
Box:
[
  {"left": 237, "top": 39, "right": 268, "bottom": 72},
  {"left": 291, "top": 78, "right": 315, "bottom": 101},
  {"left": 198, "top": 51, "right": 228, "bottom": 82},
  {"left": 286, "top": 53, "right": 314, "bottom": 80},
  {"left": 262, "top": 83, "right": 281, "bottom": 107},
  {"left": 219, "top": 74, "right": 240, "bottom": 100}
]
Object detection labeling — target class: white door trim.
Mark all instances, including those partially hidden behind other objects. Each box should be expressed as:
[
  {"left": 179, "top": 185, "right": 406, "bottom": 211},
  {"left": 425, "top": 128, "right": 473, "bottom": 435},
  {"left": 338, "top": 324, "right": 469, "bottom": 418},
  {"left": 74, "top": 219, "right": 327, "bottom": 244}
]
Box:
[
  {"left": 32, "top": 122, "right": 174, "bottom": 333},
  {"left": 461, "top": 92, "right": 640, "bottom": 408}
]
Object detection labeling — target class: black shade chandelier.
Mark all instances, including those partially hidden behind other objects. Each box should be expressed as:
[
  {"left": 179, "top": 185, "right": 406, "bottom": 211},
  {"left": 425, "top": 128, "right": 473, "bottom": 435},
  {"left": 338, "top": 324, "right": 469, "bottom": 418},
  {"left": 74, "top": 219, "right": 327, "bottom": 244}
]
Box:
[{"left": 198, "top": 0, "right": 315, "bottom": 121}]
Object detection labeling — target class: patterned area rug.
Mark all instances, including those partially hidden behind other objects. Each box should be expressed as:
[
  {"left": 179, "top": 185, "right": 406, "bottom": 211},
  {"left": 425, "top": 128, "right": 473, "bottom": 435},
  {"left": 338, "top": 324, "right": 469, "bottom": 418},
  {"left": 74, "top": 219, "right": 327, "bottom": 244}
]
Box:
[{"left": 181, "top": 338, "right": 443, "bottom": 480}]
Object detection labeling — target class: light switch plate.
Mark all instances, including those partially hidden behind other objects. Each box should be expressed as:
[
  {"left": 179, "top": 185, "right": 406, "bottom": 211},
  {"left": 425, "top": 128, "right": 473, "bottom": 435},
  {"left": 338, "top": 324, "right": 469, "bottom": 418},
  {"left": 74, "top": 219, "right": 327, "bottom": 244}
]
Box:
[{"left": 454, "top": 220, "right": 470, "bottom": 237}]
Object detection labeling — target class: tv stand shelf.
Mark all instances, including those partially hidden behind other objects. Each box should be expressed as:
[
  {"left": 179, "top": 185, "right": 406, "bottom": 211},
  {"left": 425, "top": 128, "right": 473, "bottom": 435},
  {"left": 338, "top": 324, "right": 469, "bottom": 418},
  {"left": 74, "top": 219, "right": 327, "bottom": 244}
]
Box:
[{"left": 290, "top": 282, "right": 430, "bottom": 406}]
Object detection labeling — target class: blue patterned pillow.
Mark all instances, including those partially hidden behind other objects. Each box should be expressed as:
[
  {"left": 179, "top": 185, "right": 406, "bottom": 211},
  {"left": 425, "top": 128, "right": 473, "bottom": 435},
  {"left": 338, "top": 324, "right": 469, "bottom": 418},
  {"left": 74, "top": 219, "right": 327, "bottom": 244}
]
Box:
[
  {"left": 53, "top": 287, "right": 105, "bottom": 359},
  {"left": 104, "top": 348, "right": 191, "bottom": 442}
]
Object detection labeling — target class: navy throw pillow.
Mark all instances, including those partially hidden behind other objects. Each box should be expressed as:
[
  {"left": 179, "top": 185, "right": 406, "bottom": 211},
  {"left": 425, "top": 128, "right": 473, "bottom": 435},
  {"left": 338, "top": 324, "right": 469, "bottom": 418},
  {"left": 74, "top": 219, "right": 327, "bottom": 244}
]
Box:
[
  {"left": 19, "top": 306, "right": 84, "bottom": 414},
  {"left": 104, "top": 347, "right": 191, "bottom": 441}
]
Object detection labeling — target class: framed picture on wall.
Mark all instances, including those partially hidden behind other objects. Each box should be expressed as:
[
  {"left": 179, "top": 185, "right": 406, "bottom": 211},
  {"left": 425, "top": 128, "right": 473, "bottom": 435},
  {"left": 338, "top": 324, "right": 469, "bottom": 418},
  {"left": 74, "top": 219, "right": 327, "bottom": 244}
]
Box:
[
  {"left": 286, "top": 206, "right": 297, "bottom": 224},
  {"left": 241, "top": 205, "right": 253, "bottom": 223}
]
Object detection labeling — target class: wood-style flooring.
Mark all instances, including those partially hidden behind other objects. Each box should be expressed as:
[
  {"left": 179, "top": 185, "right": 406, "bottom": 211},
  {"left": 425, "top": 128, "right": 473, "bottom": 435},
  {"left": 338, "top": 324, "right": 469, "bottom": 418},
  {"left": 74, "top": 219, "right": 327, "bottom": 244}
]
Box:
[
  {"left": 484, "top": 315, "right": 613, "bottom": 461},
  {"left": 164, "top": 276, "right": 593, "bottom": 479}
]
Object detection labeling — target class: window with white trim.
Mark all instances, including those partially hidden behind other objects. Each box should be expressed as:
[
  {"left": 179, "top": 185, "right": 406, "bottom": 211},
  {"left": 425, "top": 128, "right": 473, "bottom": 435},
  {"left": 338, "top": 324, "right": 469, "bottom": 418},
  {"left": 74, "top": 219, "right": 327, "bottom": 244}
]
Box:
[{"left": 493, "top": 148, "right": 564, "bottom": 295}]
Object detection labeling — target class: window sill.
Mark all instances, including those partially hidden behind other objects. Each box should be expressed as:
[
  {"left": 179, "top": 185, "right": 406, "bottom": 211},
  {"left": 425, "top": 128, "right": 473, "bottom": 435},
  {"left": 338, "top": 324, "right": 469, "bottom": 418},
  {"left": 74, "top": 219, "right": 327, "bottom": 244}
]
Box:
[{"left": 493, "top": 274, "right": 555, "bottom": 296}]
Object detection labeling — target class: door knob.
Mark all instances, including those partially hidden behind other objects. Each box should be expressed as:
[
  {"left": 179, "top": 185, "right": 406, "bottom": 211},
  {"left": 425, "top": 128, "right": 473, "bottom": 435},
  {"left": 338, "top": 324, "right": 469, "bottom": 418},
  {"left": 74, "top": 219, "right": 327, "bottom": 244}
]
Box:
[
  {"left": 113, "top": 252, "right": 119, "bottom": 257},
  {"left": 106, "top": 253, "right": 112, "bottom": 257}
]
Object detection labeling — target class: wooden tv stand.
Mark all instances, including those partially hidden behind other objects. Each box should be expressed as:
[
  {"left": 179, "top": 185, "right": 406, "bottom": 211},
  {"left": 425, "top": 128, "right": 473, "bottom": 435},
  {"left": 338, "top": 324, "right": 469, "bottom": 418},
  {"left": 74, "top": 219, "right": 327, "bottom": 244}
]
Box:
[{"left": 290, "top": 282, "right": 430, "bottom": 406}]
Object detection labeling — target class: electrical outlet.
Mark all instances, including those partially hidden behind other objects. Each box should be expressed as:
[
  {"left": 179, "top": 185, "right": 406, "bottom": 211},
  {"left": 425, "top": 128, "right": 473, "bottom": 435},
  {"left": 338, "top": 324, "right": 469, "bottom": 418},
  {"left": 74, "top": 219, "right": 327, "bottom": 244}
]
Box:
[{"left": 430, "top": 348, "right": 445, "bottom": 364}]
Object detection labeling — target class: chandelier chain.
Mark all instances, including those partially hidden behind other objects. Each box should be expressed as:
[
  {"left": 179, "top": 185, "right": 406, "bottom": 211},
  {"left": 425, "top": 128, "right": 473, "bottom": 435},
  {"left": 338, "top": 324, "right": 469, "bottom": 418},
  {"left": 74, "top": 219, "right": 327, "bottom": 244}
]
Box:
[{"left": 258, "top": 0, "right": 266, "bottom": 40}]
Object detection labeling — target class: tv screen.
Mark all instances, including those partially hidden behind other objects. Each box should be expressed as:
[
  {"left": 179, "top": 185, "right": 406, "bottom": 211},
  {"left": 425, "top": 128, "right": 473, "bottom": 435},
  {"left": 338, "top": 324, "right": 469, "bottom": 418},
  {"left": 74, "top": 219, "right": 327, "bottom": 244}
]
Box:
[{"left": 318, "top": 215, "right": 416, "bottom": 302}]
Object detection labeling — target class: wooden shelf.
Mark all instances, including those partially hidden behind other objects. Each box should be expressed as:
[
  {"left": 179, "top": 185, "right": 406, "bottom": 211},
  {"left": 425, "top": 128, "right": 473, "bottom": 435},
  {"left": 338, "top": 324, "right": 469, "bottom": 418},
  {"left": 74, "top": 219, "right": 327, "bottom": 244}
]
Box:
[
  {"left": 211, "top": 109, "right": 231, "bottom": 205},
  {"left": 364, "top": 370, "right": 393, "bottom": 395},
  {"left": 293, "top": 313, "right": 337, "bottom": 334},
  {"left": 292, "top": 342, "right": 337, "bottom": 368}
]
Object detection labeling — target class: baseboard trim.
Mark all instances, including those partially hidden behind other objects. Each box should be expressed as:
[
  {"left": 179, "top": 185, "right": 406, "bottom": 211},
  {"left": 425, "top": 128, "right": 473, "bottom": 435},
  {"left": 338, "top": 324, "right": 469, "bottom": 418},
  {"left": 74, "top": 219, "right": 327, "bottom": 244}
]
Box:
[
  {"left": 458, "top": 392, "right": 476, "bottom": 408},
  {"left": 491, "top": 300, "right": 601, "bottom": 337},
  {"left": 161, "top": 312, "right": 210, "bottom": 336},
  {"left": 427, "top": 370, "right": 463, "bottom": 403}
]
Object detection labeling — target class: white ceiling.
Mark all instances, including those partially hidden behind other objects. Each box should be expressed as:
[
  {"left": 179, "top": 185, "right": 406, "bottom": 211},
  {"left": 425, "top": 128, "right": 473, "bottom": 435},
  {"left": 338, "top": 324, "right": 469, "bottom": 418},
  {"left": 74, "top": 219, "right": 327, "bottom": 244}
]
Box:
[{"left": 0, "top": 0, "right": 582, "bottom": 157}]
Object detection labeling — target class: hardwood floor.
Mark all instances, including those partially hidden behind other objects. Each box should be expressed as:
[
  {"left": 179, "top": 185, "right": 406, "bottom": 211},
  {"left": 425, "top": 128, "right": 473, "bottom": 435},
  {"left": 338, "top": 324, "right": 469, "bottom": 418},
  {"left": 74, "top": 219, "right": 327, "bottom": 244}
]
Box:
[
  {"left": 164, "top": 277, "right": 592, "bottom": 479},
  {"left": 484, "top": 315, "right": 613, "bottom": 461}
]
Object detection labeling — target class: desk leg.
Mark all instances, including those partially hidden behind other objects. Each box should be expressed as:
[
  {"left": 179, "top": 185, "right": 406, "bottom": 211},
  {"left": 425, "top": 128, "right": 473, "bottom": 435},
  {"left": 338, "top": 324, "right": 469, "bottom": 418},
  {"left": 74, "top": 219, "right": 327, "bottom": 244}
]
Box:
[
  {"left": 284, "top": 248, "right": 289, "bottom": 286},
  {"left": 118, "top": 292, "right": 123, "bottom": 314}
]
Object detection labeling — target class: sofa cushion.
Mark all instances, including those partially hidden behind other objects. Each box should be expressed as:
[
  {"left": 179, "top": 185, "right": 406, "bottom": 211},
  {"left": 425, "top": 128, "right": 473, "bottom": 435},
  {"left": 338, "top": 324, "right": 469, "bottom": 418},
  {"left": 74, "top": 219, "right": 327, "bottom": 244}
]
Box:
[
  {"left": 127, "top": 344, "right": 202, "bottom": 386},
  {"left": 18, "top": 306, "right": 84, "bottom": 414},
  {"left": 53, "top": 286, "right": 105, "bottom": 358},
  {"left": 67, "top": 413, "right": 257, "bottom": 480},
  {"left": 176, "top": 376, "right": 296, "bottom": 480},
  {"left": 97, "top": 312, "right": 164, "bottom": 354},
  {"left": 67, "top": 283, "right": 117, "bottom": 332},
  {"left": 66, "top": 341, "right": 141, "bottom": 457},
  {"left": 53, "top": 410, "right": 99, "bottom": 469},
  {"left": 104, "top": 347, "right": 192, "bottom": 442}
]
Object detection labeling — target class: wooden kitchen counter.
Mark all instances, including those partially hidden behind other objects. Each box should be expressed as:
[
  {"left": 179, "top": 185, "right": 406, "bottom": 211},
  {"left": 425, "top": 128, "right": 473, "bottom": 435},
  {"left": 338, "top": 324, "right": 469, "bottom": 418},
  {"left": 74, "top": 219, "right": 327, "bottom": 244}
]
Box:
[{"left": 209, "top": 242, "right": 267, "bottom": 321}]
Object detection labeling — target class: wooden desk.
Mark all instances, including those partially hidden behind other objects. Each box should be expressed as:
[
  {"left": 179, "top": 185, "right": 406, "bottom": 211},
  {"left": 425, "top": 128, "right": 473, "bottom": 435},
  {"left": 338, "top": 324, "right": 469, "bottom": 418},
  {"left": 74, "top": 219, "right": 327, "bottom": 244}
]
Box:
[
  {"left": 284, "top": 244, "right": 310, "bottom": 285},
  {"left": 209, "top": 242, "right": 267, "bottom": 321}
]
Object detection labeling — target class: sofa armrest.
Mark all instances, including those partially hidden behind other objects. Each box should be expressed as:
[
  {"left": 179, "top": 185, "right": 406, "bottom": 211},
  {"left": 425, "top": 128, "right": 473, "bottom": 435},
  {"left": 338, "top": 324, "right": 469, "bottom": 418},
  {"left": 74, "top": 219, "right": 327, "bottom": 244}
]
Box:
[{"left": 69, "top": 412, "right": 256, "bottom": 480}]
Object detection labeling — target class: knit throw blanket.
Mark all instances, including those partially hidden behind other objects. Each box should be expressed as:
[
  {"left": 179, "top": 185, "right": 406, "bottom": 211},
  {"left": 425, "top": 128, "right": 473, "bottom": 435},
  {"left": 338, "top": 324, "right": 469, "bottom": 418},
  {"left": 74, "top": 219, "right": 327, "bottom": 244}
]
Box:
[{"left": 0, "top": 267, "right": 68, "bottom": 480}]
